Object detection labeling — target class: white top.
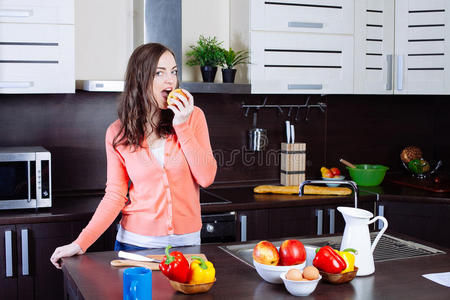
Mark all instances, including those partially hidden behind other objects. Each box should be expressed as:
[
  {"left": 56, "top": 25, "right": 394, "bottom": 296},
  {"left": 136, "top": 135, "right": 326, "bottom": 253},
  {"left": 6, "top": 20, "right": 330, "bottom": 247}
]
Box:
[{"left": 150, "top": 140, "right": 165, "bottom": 166}]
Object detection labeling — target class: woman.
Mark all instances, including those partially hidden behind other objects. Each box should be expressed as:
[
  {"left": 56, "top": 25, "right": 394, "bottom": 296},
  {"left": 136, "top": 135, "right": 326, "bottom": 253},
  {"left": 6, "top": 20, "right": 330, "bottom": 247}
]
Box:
[{"left": 50, "top": 43, "right": 217, "bottom": 269}]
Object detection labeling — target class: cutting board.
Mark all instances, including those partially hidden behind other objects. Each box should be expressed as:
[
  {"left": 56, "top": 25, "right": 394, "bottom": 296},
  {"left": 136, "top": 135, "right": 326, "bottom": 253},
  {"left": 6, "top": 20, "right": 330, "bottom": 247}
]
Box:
[
  {"left": 388, "top": 174, "right": 450, "bottom": 193},
  {"left": 110, "top": 254, "right": 208, "bottom": 270}
]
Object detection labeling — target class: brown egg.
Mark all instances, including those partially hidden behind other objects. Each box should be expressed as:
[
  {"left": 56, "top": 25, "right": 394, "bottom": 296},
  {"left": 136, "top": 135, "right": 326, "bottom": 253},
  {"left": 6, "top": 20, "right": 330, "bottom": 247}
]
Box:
[
  {"left": 286, "top": 268, "right": 303, "bottom": 281},
  {"left": 303, "top": 266, "right": 320, "bottom": 280}
]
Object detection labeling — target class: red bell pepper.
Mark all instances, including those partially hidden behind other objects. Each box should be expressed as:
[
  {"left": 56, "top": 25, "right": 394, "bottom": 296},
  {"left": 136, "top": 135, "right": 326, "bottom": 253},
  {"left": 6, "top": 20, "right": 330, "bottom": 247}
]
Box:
[
  {"left": 313, "top": 245, "right": 347, "bottom": 274},
  {"left": 158, "top": 245, "right": 190, "bottom": 283}
]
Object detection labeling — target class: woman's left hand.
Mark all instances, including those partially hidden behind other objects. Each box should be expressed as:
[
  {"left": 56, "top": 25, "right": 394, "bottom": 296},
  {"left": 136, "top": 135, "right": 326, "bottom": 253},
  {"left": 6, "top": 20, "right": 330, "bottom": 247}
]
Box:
[{"left": 167, "top": 89, "right": 194, "bottom": 125}]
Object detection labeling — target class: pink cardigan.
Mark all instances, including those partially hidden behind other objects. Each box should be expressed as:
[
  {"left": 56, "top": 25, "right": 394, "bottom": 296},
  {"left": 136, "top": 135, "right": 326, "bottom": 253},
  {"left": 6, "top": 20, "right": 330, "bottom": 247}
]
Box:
[{"left": 74, "top": 107, "right": 217, "bottom": 251}]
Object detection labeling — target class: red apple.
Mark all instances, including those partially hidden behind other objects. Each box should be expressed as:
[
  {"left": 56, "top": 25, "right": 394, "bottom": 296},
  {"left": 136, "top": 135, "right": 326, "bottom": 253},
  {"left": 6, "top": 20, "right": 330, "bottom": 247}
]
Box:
[
  {"left": 253, "top": 241, "right": 279, "bottom": 265},
  {"left": 330, "top": 167, "right": 341, "bottom": 176},
  {"left": 279, "top": 239, "right": 306, "bottom": 266}
]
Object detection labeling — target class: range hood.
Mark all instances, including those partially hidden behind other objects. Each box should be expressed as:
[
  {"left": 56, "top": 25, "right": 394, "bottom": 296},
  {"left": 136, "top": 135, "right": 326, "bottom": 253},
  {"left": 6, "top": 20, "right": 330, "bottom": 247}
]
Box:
[{"left": 77, "top": 0, "right": 182, "bottom": 92}]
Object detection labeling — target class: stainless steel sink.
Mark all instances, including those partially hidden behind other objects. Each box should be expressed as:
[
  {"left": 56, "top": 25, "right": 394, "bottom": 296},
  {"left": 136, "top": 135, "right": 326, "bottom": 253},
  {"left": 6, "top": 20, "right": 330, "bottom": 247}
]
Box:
[{"left": 219, "top": 233, "right": 446, "bottom": 268}]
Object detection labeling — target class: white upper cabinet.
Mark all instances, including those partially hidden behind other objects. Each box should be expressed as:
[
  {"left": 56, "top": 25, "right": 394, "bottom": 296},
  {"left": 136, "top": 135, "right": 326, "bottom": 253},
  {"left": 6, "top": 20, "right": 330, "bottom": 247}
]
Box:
[
  {"left": 0, "top": 0, "right": 74, "bottom": 94},
  {"left": 355, "top": 0, "right": 450, "bottom": 94},
  {"left": 231, "top": 0, "right": 354, "bottom": 94},
  {"left": 250, "top": 0, "right": 354, "bottom": 34},
  {"left": 250, "top": 31, "right": 354, "bottom": 94},
  {"left": 0, "top": 0, "right": 74, "bottom": 24},
  {"left": 354, "top": 0, "right": 395, "bottom": 94},
  {"left": 395, "top": 0, "right": 450, "bottom": 94}
]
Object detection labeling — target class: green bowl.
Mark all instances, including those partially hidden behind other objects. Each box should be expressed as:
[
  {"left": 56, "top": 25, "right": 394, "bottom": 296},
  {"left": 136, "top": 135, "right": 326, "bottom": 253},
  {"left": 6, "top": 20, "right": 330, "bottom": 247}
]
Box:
[{"left": 346, "top": 164, "right": 389, "bottom": 186}]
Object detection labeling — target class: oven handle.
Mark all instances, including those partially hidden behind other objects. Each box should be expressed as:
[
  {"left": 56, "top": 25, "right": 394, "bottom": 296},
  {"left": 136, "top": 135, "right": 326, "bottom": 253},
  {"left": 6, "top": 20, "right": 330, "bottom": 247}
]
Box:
[{"left": 240, "top": 215, "right": 247, "bottom": 242}]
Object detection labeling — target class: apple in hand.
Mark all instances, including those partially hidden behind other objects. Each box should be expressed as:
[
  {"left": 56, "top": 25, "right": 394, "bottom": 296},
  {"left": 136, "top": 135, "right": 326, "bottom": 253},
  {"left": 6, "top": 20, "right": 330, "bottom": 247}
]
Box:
[
  {"left": 279, "top": 239, "right": 306, "bottom": 266},
  {"left": 253, "top": 241, "right": 279, "bottom": 265}
]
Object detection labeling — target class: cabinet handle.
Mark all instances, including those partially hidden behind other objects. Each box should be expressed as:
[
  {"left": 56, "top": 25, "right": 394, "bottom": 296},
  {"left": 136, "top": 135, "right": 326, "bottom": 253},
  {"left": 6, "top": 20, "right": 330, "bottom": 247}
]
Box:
[
  {"left": 5, "top": 230, "right": 13, "bottom": 277},
  {"left": 0, "top": 9, "right": 32, "bottom": 17},
  {"left": 240, "top": 215, "right": 247, "bottom": 242},
  {"left": 396, "top": 55, "right": 404, "bottom": 91},
  {"left": 288, "top": 21, "right": 324, "bottom": 29},
  {"left": 21, "top": 229, "right": 29, "bottom": 276},
  {"left": 386, "top": 54, "right": 393, "bottom": 90},
  {"left": 0, "top": 81, "right": 34, "bottom": 89},
  {"left": 288, "top": 84, "right": 323, "bottom": 90},
  {"left": 377, "top": 205, "right": 385, "bottom": 230},
  {"left": 315, "top": 209, "right": 323, "bottom": 235},
  {"left": 328, "top": 209, "right": 335, "bottom": 234}
]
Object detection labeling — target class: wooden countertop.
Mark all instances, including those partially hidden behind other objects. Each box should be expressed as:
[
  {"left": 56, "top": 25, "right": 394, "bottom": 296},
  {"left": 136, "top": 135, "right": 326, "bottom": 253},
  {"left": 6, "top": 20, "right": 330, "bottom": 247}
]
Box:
[{"left": 61, "top": 233, "right": 450, "bottom": 300}]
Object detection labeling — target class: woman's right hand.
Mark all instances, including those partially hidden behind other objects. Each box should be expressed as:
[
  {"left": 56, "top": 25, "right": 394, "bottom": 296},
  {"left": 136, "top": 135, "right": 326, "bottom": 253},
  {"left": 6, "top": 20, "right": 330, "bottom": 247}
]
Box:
[{"left": 50, "top": 243, "right": 84, "bottom": 269}]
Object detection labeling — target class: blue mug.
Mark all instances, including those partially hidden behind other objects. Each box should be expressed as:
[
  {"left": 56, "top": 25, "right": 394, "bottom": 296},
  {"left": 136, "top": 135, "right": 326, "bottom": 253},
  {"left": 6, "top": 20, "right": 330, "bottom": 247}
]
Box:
[{"left": 123, "top": 267, "right": 152, "bottom": 300}]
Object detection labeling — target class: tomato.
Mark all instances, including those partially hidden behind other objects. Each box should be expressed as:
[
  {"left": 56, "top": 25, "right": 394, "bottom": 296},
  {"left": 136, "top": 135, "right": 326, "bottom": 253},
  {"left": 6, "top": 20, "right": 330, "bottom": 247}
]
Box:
[
  {"left": 279, "top": 239, "right": 306, "bottom": 266},
  {"left": 330, "top": 167, "right": 341, "bottom": 176}
]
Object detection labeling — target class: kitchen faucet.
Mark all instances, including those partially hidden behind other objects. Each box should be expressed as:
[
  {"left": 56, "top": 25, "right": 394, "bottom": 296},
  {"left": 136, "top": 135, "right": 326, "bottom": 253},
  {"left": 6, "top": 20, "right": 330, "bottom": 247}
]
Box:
[{"left": 299, "top": 180, "right": 359, "bottom": 208}]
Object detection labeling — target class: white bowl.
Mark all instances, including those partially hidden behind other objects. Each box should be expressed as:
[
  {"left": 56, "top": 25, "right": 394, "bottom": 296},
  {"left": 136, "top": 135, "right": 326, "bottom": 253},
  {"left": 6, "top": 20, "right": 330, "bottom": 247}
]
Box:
[
  {"left": 280, "top": 272, "right": 322, "bottom": 296},
  {"left": 322, "top": 175, "right": 345, "bottom": 187},
  {"left": 253, "top": 259, "right": 305, "bottom": 284}
]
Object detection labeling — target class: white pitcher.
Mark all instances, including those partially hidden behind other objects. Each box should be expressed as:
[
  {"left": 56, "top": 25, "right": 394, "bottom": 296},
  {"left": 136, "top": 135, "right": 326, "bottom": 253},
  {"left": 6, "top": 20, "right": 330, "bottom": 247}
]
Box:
[{"left": 337, "top": 206, "right": 388, "bottom": 276}]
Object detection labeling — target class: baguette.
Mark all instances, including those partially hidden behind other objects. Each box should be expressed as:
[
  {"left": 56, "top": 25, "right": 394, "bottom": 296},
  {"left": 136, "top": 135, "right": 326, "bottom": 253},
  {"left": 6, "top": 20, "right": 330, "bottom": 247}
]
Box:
[{"left": 253, "top": 185, "right": 351, "bottom": 196}]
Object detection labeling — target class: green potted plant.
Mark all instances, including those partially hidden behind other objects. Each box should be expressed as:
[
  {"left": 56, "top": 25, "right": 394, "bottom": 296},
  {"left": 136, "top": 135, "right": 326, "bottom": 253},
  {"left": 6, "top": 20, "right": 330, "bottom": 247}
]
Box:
[
  {"left": 186, "top": 35, "right": 224, "bottom": 82},
  {"left": 220, "top": 48, "right": 249, "bottom": 83}
]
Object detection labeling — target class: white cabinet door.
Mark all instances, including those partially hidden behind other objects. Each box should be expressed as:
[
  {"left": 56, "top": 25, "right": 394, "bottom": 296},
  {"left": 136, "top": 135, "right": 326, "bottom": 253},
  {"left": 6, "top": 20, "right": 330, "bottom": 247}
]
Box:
[
  {"left": 354, "top": 0, "right": 395, "bottom": 94},
  {"left": 250, "top": 31, "right": 353, "bottom": 94},
  {"left": 251, "top": 0, "right": 354, "bottom": 34},
  {"left": 0, "top": 23, "right": 74, "bottom": 93},
  {"left": 0, "top": 0, "right": 73, "bottom": 24},
  {"left": 395, "top": 0, "right": 450, "bottom": 94}
]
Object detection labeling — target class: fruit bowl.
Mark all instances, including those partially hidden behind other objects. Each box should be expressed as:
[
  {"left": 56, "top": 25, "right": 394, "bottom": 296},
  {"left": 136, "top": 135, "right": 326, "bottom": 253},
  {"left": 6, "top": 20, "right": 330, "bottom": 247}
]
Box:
[
  {"left": 322, "top": 175, "right": 345, "bottom": 187},
  {"left": 319, "top": 267, "right": 358, "bottom": 284},
  {"left": 401, "top": 159, "right": 442, "bottom": 179},
  {"left": 169, "top": 278, "right": 216, "bottom": 294},
  {"left": 280, "top": 272, "right": 322, "bottom": 296},
  {"left": 253, "top": 259, "right": 305, "bottom": 284}
]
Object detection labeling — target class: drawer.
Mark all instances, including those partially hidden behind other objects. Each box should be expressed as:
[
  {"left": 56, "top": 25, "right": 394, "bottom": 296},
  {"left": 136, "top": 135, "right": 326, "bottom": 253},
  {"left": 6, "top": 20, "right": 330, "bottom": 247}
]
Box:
[
  {"left": 250, "top": 0, "right": 354, "bottom": 34},
  {"left": 250, "top": 31, "right": 353, "bottom": 94},
  {"left": 0, "top": 0, "right": 73, "bottom": 24},
  {"left": 0, "top": 23, "right": 74, "bottom": 93}
]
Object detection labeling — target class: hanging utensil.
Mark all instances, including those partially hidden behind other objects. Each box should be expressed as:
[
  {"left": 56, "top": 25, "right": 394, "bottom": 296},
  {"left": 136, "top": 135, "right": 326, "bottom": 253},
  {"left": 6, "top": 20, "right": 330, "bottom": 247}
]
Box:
[{"left": 248, "top": 111, "right": 268, "bottom": 151}]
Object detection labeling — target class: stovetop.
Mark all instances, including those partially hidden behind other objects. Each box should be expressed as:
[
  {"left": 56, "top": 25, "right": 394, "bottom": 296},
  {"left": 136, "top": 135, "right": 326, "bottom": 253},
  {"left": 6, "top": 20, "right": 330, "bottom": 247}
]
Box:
[{"left": 199, "top": 188, "right": 232, "bottom": 205}]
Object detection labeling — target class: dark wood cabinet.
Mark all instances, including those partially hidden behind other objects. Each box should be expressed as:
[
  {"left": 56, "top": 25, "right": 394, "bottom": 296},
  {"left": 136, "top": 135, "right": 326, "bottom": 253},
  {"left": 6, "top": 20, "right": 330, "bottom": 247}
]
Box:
[
  {"left": 0, "top": 220, "right": 118, "bottom": 300},
  {"left": 0, "top": 223, "right": 74, "bottom": 300},
  {"left": 237, "top": 201, "right": 375, "bottom": 242},
  {"left": 377, "top": 200, "right": 450, "bottom": 248},
  {"left": 237, "top": 209, "right": 269, "bottom": 241}
]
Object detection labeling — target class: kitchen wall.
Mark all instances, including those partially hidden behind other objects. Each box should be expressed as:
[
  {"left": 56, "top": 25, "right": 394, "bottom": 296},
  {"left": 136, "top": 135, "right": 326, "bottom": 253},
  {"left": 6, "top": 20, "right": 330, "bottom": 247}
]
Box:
[{"left": 1, "top": 92, "right": 449, "bottom": 193}]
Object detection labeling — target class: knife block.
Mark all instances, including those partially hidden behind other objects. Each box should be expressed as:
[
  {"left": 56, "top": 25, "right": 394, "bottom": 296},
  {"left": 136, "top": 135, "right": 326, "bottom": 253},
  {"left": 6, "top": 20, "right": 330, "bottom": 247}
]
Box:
[{"left": 281, "top": 143, "right": 306, "bottom": 186}]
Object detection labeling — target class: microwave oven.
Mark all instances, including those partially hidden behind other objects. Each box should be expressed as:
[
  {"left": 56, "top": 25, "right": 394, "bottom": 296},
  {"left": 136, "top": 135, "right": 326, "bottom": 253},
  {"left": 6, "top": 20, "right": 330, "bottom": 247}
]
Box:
[{"left": 0, "top": 146, "right": 51, "bottom": 210}]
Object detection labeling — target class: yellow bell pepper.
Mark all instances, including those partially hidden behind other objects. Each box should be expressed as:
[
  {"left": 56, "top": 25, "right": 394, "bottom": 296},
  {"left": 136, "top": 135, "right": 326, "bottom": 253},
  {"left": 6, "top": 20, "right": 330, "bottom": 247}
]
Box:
[
  {"left": 187, "top": 256, "right": 215, "bottom": 284},
  {"left": 334, "top": 248, "right": 357, "bottom": 273}
]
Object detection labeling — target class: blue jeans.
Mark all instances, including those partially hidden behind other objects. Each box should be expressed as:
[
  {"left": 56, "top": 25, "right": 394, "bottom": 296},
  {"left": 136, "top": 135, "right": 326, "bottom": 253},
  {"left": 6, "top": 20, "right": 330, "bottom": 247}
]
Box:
[{"left": 114, "top": 240, "right": 148, "bottom": 251}]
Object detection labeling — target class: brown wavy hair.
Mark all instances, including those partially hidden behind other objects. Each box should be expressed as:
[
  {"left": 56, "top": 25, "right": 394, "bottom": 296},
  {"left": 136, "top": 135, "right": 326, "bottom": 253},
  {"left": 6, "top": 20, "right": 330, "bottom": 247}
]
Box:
[{"left": 113, "top": 43, "right": 176, "bottom": 150}]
